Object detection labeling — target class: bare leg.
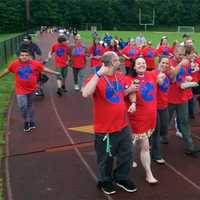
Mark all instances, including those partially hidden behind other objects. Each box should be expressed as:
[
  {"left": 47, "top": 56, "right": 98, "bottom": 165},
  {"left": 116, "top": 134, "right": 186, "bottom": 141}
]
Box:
[{"left": 139, "top": 137, "right": 158, "bottom": 183}]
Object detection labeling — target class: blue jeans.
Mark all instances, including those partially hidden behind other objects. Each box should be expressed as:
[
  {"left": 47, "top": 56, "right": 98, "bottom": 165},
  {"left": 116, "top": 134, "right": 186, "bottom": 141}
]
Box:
[
  {"left": 151, "top": 108, "right": 169, "bottom": 160},
  {"left": 16, "top": 93, "right": 34, "bottom": 122},
  {"left": 168, "top": 103, "right": 194, "bottom": 151}
]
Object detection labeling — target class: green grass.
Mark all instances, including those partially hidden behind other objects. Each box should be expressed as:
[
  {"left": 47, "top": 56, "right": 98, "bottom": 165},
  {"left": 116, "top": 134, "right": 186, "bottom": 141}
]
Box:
[
  {"left": 80, "top": 31, "right": 200, "bottom": 52},
  {"left": 0, "top": 57, "right": 14, "bottom": 151},
  {"left": 0, "top": 33, "right": 21, "bottom": 42},
  {"left": 0, "top": 57, "right": 14, "bottom": 200}
]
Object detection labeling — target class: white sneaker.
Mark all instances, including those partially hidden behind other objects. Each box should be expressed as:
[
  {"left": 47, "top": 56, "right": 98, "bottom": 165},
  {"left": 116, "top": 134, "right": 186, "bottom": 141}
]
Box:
[
  {"left": 176, "top": 131, "right": 183, "bottom": 139},
  {"left": 74, "top": 84, "right": 80, "bottom": 91},
  {"left": 132, "top": 161, "right": 138, "bottom": 168}
]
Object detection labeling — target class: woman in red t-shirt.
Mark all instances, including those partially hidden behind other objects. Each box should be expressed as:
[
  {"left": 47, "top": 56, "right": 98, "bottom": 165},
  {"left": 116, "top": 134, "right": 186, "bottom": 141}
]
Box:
[
  {"left": 71, "top": 34, "right": 87, "bottom": 91},
  {"left": 126, "top": 57, "right": 166, "bottom": 184}
]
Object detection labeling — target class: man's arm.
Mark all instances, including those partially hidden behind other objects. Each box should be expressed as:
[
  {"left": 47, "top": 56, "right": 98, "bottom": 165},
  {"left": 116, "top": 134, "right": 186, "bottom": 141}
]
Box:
[
  {"left": 43, "top": 67, "right": 60, "bottom": 76},
  {"left": 82, "top": 64, "right": 109, "bottom": 97},
  {"left": 0, "top": 68, "right": 10, "bottom": 79}
]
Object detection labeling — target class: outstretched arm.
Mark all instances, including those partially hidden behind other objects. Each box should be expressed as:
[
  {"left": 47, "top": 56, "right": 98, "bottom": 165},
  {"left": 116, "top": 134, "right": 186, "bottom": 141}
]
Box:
[
  {"left": 43, "top": 67, "right": 60, "bottom": 76},
  {"left": 0, "top": 68, "right": 10, "bottom": 79}
]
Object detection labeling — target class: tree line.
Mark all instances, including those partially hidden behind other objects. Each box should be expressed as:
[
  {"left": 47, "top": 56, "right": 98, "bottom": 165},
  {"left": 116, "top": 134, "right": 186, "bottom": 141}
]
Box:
[{"left": 0, "top": 0, "right": 200, "bottom": 32}]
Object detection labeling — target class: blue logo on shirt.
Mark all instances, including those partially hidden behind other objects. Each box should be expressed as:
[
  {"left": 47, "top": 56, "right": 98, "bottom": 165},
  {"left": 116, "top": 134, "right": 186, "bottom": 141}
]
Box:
[
  {"left": 188, "top": 65, "right": 192, "bottom": 75},
  {"left": 56, "top": 48, "right": 64, "bottom": 57},
  {"left": 94, "top": 48, "right": 101, "bottom": 56},
  {"left": 163, "top": 48, "right": 169, "bottom": 56},
  {"left": 140, "top": 82, "right": 154, "bottom": 102},
  {"left": 105, "top": 81, "right": 123, "bottom": 103},
  {"left": 159, "top": 77, "right": 170, "bottom": 92},
  {"left": 128, "top": 49, "right": 136, "bottom": 56},
  {"left": 176, "top": 67, "right": 185, "bottom": 83},
  {"left": 18, "top": 66, "right": 32, "bottom": 80},
  {"left": 147, "top": 51, "right": 154, "bottom": 58},
  {"left": 73, "top": 47, "right": 83, "bottom": 56}
]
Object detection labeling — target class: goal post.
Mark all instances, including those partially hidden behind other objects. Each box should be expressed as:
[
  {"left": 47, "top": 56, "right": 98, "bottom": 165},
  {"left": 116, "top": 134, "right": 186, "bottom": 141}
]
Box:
[
  {"left": 139, "top": 8, "right": 155, "bottom": 32},
  {"left": 81, "top": 23, "right": 102, "bottom": 31},
  {"left": 177, "top": 26, "right": 195, "bottom": 33}
]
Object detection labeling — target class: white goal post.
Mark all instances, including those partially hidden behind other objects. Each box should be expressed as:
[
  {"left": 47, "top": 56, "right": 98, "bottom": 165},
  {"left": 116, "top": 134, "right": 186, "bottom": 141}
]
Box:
[
  {"left": 177, "top": 26, "right": 195, "bottom": 33},
  {"left": 82, "top": 23, "right": 102, "bottom": 31},
  {"left": 139, "top": 8, "right": 155, "bottom": 32}
]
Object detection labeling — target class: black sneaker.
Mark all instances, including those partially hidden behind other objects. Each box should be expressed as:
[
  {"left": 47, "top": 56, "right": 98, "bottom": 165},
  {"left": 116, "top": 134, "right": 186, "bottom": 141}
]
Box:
[
  {"left": 160, "top": 136, "right": 169, "bottom": 144},
  {"left": 24, "top": 122, "right": 31, "bottom": 132},
  {"left": 99, "top": 181, "right": 116, "bottom": 195},
  {"left": 56, "top": 88, "right": 63, "bottom": 96},
  {"left": 185, "top": 149, "right": 200, "bottom": 157},
  {"left": 61, "top": 85, "right": 68, "bottom": 92},
  {"left": 116, "top": 180, "right": 137, "bottom": 193},
  {"left": 35, "top": 88, "right": 44, "bottom": 96},
  {"left": 29, "top": 122, "right": 36, "bottom": 130}
]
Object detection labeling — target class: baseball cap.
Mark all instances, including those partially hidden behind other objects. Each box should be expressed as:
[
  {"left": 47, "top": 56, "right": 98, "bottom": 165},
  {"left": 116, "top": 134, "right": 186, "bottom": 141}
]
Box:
[
  {"left": 23, "top": 35, "right": 32, "bottom": 41},
  {"left": 161, "top": 36, "right": 167, "bottom": 39}
]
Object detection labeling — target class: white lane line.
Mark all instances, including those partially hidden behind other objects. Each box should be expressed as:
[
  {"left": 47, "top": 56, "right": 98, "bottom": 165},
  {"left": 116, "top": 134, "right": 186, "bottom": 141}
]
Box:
[
  {"left": 49, "top": 93, "right": 114, "bottom": 200},
  {"left": 165, "top": 161, "right": 200, "bottom": 191}
]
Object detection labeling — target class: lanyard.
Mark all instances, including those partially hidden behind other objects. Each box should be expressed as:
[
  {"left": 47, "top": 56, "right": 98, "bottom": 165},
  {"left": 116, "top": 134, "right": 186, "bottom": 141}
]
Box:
[{"left": 102, "top": 74, "right": 119, "bottom": 94}]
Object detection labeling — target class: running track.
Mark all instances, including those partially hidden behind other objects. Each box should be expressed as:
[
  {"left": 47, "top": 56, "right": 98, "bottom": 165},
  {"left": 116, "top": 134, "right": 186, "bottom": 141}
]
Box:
[{"left": 3, "top": 33, "right": 200, "bottom": 200}]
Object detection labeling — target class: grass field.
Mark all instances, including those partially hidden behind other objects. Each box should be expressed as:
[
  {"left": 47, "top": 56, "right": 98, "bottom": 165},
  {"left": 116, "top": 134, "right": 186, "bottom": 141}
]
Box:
[
  {"left": 80, "top": 31, "right": 200, "bottom": 52},
  {"left": 0, "top": 33, "right": 21, "bottom": 42}
]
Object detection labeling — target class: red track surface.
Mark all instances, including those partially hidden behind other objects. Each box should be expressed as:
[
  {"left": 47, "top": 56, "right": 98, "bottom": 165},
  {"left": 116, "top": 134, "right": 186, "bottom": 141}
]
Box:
[{"left": 3, "top": 33, "right": 200, "bottom": 200}]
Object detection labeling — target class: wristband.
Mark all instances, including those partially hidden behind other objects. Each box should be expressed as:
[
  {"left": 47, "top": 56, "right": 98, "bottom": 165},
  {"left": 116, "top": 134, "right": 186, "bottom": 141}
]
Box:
[{"left": 95, "top": 71, "right": 101, "bottom": 78}]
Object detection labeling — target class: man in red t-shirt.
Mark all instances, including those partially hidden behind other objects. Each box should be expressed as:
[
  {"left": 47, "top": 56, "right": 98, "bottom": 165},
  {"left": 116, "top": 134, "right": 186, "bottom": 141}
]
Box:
[
  {"left": 141, "top": 41, "right": 158, "bottom": 70},
  {"left": 0, "top": 49, "right": 61, "bottom": 132},
  {"left": 48, "top": 35, "right": 70, "bottom": 96},
  {"left": 82, "top": 51, "right": 137, "bottom": 195},
  {"left": 168, "top": 46, "right": 199, "bottom": 156}
]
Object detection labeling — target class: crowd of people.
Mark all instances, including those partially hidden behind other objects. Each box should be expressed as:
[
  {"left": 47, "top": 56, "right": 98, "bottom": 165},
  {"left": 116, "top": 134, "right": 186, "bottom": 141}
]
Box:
[
  {"left": 82, "top": 32, "right": 200, "bottom": 194},
  {"left": 0, "top": 30, "right": 200, "bottom": 195}
]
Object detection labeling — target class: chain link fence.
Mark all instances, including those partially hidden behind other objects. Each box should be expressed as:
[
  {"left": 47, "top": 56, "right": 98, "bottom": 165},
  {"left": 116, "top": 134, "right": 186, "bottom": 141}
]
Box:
[{"left": 0, "top": 34, "right": 24, "bottom": 66}]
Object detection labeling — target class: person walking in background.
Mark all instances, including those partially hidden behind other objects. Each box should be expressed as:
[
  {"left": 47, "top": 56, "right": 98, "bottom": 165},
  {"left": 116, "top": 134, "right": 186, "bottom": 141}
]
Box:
[
  {"left": 88, "top": 36, "right": 105, "bottom": 73},
  {"left": 135, "top": 32, "right": 146, "bottom": 48},
  {"left": 121, "top": 38, "right": 141, "bottom": 75},
  {"left": 82, "top": 51, "right": 137, "bottom": 195},
  {"left": 48, "top": 35, "right": 70, "bottom": 96},
  {"left": 141, "top": 40, "right": 158, "bottom": 71},
  {"left": 16, "top": 34, "right": 45, "bottom": 96},
  {"left": 71, "top": 34, "right": 87, "bottom": 91},
  {"left": 0, "top": 49, "right": 61, "bottom": 132}
]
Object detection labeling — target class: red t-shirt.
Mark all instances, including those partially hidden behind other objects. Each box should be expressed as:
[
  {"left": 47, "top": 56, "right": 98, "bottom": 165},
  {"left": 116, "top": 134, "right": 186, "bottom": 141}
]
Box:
[
  {"left": 141, "top": 47, "right": 158, "bottom": 69},
  {"left": 157, "top": 75, "right": 170, "bottom": 110},
  {"left": 88, "top": 44, "right": 105, "bottom": 68},
  {"left": 126, "top": 71, "right": 158, "bottom": 134},
  {"left": 168, "top": 58, "right": 191, "bottom": 104},
  {"left": 8, "top": 59, "right": 44, "bottom": 94},
  {"left": 87, "top": 72, "right": 130, "bottom": 133},
  {"left": 71, "top": 43, "right": 86, "bottom": 68},
  {"left": 121, "top": 45, "right": 141, "bottom": 68},
  {"left": 157, "top": 45, "right": 172, "bottom": 57},
  {"left": 50, "top": 43, "right": 70, "bottom": 68}
]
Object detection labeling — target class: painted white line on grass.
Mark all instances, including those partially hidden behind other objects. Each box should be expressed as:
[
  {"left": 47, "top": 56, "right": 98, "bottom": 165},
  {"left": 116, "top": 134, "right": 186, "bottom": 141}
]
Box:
[
  {"left": 49, "top": 92, "right": 114, "bottom": 200},
  {"left": 165, "top": 161, "right": 200, "bottom": 191}
]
